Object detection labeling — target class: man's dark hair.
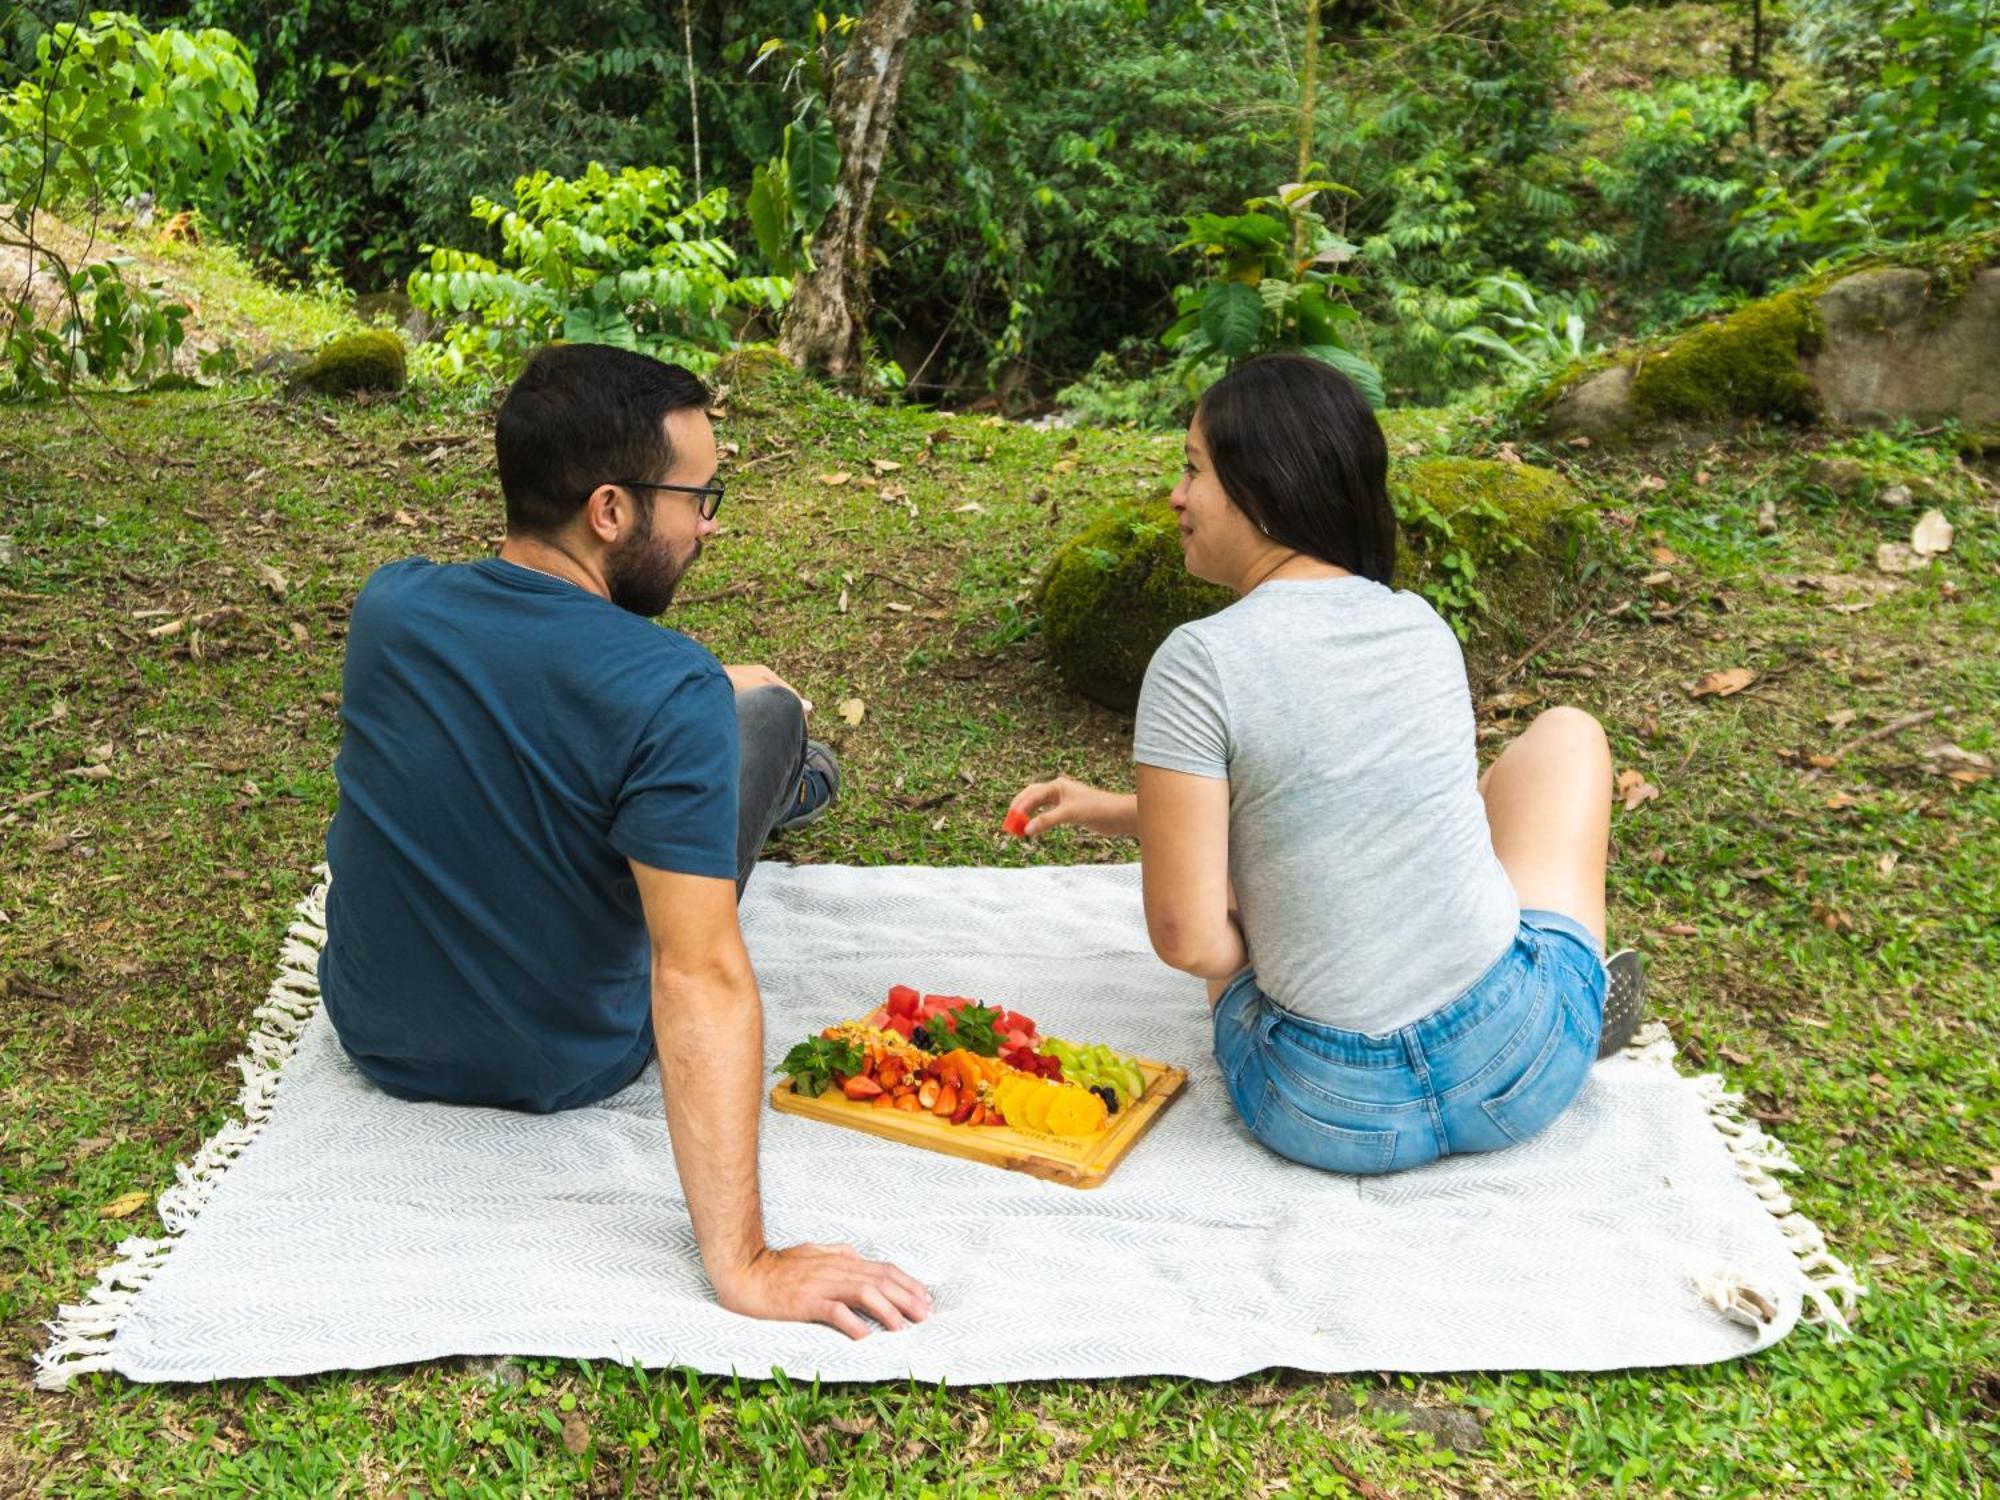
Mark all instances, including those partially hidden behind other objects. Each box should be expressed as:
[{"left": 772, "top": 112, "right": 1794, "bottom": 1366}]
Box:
[
  {"left": 495, "top": 344, "right": 710, "bottom": 535},
  {"left": 1195, "top": 353, "right": 1395, "bottom": 585}
]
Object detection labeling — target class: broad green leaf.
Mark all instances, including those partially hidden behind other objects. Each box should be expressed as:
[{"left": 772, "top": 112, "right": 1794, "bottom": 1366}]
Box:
[
  {"left": 1302, "top": 344, "right": 1386, "bottom": 409},
  {"left": 1200, "top": 282, "right": 1265, "bottom": 360},
  {"left": 784, "top": 121, "right": 840, "bottom": 233}
]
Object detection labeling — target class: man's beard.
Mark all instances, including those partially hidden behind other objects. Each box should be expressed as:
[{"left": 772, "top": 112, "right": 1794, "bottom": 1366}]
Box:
[{"left": 606, "top": 499, "right": 698, "bottom": 617}]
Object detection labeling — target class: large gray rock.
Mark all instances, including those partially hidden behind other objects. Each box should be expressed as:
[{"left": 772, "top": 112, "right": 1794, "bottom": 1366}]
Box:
[
  {"left": 1546, "top": 256, "right": 2000, "bottom": 444},
  {"left": 1547, "top": 363, "right": 1636, "bottom": 446},
  {"left": 1808, "top": 267, "right": 2000, "bottom": 431}
]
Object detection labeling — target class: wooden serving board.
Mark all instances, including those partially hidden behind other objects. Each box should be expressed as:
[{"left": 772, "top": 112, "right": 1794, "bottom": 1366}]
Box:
[{"left": 770, "top": 1057, "right": 1188, "bottom": 1189}]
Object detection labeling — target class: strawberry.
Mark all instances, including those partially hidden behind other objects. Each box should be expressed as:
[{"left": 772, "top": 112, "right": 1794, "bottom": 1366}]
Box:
[
  {"left": 841, "top": 1074, "right": 884, "bottom": 1100},
  {"left": 1003, "top": 808, "right": 1030, "bottom": 837}
]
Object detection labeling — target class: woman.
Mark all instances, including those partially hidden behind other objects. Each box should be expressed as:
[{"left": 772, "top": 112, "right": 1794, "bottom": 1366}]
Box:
[{"left": 1009, "top": 353, "right": 1644, "bottom": 1175}]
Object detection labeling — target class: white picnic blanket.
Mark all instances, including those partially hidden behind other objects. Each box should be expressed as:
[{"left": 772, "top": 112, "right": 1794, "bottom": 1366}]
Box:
[{"left": 39, "top": 863, "right": 1858, "bottom": 1388}]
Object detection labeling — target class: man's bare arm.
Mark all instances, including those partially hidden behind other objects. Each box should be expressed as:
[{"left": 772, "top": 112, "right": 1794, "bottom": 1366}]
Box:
[{"left": 630, "top": 860, "right": 930, "bottom": 1337}]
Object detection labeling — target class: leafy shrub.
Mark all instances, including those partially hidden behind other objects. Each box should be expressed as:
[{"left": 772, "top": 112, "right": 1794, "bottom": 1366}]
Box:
[
  {"left": 1, "top": 11, "right": 255, "bottom": 396},
  {"left": 1749, "top": 0, "right": 1998, "bottom": 255},
  {"left": 2, "top": 260, "right": 190, "bottom": 398},
  {"left": 406, "top": 163, "right": 791, "bottom": 382},
  {"left": 1054, "top": 345, "right": 1211, "bottom": 430},
  {"left": 1583, "top": 78, "right": 1772, "bottom": 287},
  {"left": 1163, "top": 183, "right": 1385, "bottom": 408},
  {"left": 0, "top": 11, "right": 260, "bottom": 212}
]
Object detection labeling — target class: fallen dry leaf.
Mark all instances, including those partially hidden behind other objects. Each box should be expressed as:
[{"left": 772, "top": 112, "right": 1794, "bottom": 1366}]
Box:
[
  {"left": 1824, "top": 708, "right": 1859, "bottom": 728},
  {"left": 63, "top": 764, "right": 112, "bottom": 782},
  {"left": 99, "top": 1190, "right": 150, "bottom": 1220},
  {"left": 561, "top": 1412, "right": 589, "bottom": 1456},
  {"left": 1876, "top": 851, "right": 1900, "bottom": 877},
  {"left": 84, "top": 742, "right": 113, "bottom": 764},
  {"left": 254, "top": 563, "right": 288, "bottom": 599},
  {"left": 1638, "top": 474, "right": 1667, "bottom": 492},
  {"left": 1825, "top": 791, "right": 1859, "bottom": 809},
  {"left": 1874, "top": 541, "right": 1924, "bottom": 574},
  {"left": 1980, "top": 1165, "right": 2000, "bottom": 1195},
  {"left": 1640, "top": 569, "right": 1674, "bottom": 589},
  {"left": 393, "top": 508, "right": 419, "bottom": 528},
  {"left": 836, "top": 698, "right": 866, "bottom": 727},
  {"left": 1658, "top": 923, "right": 1700, "bottom": 937},
  {"left": 818, "top": 472, "right": 852, "bottom": 488},
  {"left": 953, "top": 501, "right": 985, "bottom": 514},
  {"left": 1909, "top": 509, "right": 1953, "bottom": 557},
  {"left": 1615, "top": 768, "right": 1660, "bottom": 811},
  {"left": 1923, "top": 741, "right": 1993, "bottom": 783},
  {"left": 1688, "top": 666, "right": 1757, "bottom": 699},
  {"left": 1648, "top": 545, "right": 1681, "bottom": 566},
  {"left": 869, "top": 458, "right": 902, "bottom": 474},
  {"left": 1480, "top": 690, "right": 1539, "bottom": 714}
]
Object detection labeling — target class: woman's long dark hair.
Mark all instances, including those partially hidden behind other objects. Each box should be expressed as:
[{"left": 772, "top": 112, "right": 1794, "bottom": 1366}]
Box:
[{"left": 1195, "top": 353, "right": 1395, "bottom": 585}]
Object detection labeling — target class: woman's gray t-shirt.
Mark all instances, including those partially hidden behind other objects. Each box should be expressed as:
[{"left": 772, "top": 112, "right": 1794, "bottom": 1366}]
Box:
[{"left": 1133, "top": 575, "right": 1518, "bottom": 1035}]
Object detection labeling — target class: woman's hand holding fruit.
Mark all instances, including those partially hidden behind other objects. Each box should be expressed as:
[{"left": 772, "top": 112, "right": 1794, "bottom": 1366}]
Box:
[{"left": 1005, "top": 776, "right": 1138, "bottom": 839}]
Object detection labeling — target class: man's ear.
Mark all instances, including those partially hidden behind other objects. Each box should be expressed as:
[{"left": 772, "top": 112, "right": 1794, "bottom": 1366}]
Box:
[{"left": 582, "top": 483, "right": 630, "bottom": 544}]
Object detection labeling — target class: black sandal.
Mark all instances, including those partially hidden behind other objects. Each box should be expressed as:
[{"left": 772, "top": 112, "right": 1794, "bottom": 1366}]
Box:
[{"left": 1598, "top": 949, "right": 1647, "bottom": 1058}]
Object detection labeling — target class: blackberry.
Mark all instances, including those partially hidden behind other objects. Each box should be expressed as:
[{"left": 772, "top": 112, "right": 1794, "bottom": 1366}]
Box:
[
  {"left": 911, "top": 1025, "right": 933, "bottom": 1052},
  {"left": 1090, "top": 1084, "right": 1119, "bottom": 1115}
]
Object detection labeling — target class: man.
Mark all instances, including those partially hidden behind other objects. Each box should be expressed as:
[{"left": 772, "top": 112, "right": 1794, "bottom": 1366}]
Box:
[{"left": 319, "top": 343, "right": 929, "bottom": 1339}]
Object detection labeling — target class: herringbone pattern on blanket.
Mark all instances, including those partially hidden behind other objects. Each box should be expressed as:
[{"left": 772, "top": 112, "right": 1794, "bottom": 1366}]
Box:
[{"left": 41, "top": 863, "right": 1851, "bottom": 1387}]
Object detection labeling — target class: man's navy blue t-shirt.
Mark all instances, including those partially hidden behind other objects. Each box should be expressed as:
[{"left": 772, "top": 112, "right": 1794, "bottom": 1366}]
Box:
[{"left": 319, "top": 556, "right": 739, "bottom": 1112}]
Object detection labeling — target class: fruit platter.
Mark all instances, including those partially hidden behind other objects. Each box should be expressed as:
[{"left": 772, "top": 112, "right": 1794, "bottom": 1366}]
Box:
[{"left": 768, "top": 985, "right": 1187, "bottom": 1188}]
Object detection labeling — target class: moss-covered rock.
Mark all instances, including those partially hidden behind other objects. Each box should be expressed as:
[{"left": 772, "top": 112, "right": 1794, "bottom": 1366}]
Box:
[
  {"left": 710, "top": 345, "right": 797, "bottom": 391},
  {"left": 292, "top": 329, "right": 406, "bottom": 396},
  {"left": 1628, "top": 289, "right": 1821, "bottom": 424},
  {"left": 1544, "top": 232, "right": 2000, "bottom": 445},
  {"left": 1390, "top": 458, "right": 1585, "bottom": 648},
  {"left": 1037, "top": 459, "right": 1587, "bottom": 707},
  {"left": 1036, "top": 503, "right": 1232, "bottom": 710}
]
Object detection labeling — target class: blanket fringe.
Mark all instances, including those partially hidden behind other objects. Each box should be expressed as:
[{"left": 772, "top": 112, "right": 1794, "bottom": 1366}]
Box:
[
  {"left": 33, "top": 873, "right": 331, "bottom": 1391},
  {"left": 1621, "top": 1021, "right": 1865, "bottom": 1337},
  {"left": 33, "top": 899, "right": 1862, "bottom": 1385}
]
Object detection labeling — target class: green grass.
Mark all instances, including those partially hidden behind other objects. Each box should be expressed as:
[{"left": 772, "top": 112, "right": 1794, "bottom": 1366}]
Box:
[{"left": 1, "top": 372, "right": 1996, "bottom": 1496}]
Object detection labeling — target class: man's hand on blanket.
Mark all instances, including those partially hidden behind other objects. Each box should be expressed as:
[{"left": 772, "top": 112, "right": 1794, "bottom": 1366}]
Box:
[
  {"left": 715, "top": 1242, "right": 932, "bottom": 1340},
  {"left": 1008, "top": 775, "right": 1138, "bottom": 839}
]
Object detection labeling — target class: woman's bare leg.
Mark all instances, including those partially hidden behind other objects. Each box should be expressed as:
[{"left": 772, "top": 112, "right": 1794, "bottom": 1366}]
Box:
[{"left": 1478, "top": 706, "right": 1613, "bottom": 949}]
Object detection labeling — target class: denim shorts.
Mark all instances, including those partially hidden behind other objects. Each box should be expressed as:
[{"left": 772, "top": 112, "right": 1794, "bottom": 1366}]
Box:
[{"left": 1212, "top": 910, "right": 1606, "bottom": 1176}]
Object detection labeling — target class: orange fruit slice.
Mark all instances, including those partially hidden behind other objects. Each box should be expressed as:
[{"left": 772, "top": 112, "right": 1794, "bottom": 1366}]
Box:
[{"left": 1044, "top": 1087, "right": 1109, "bottom": 1137}]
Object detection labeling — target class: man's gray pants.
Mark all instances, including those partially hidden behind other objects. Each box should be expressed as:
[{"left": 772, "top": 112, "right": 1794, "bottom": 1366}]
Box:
[{"left": 733, "top": 685, "right": 810, "bottom": 895}]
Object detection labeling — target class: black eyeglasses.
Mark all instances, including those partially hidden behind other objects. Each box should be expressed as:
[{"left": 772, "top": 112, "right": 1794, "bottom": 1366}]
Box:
[{"left": 609, "top": 478, "right": 726, "bottom": 521}]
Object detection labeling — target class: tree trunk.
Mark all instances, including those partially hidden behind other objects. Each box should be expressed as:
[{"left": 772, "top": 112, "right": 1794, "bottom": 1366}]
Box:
[
  {"left": 778, "top": 0, "right": 921, "bottom": 381},
  {"left": 1292, "top": 0, "right": 1322, "bottom": 261}
]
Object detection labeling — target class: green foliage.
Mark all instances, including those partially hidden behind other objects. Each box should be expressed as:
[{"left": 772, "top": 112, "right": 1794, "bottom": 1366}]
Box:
[
  {"left": 1753, "top": 0, "right": 1999, "bottom": 255},
  {"left": 1164, "top": 184, "right": 1386, "bottom": 408},
  {"left": 1448, "top": 276, "right": 1594, "bottom": 374},
  {"left": 292, "top": 329, "right": 407, "bottom": 397},
  {"left": 406, "top": 163, "right": 790, "bottom": 382},
  {"left": 1583, "top": 77, "right": 1772, "bottom": 288},
  {"left": 0, "top": 10, "right": 260, "bottom": 212},
  {"left": 1054, "top": 345, "right": 1208, "bottom": 430},
  {"left": 2, "top": 259, "right": 191, "bottom": 400},
  {"left": 1628, "top": 288, "right": 1822, "bottom": 423},
  {"left": 746, "top": 119, "right": 840, "bottom": 276},
  {"left": 1388, "top": 458, "right": 1583, "bottom": 637},
  {"left": 774, "top": 1035, "right": 861, "bottom": 1099}
]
